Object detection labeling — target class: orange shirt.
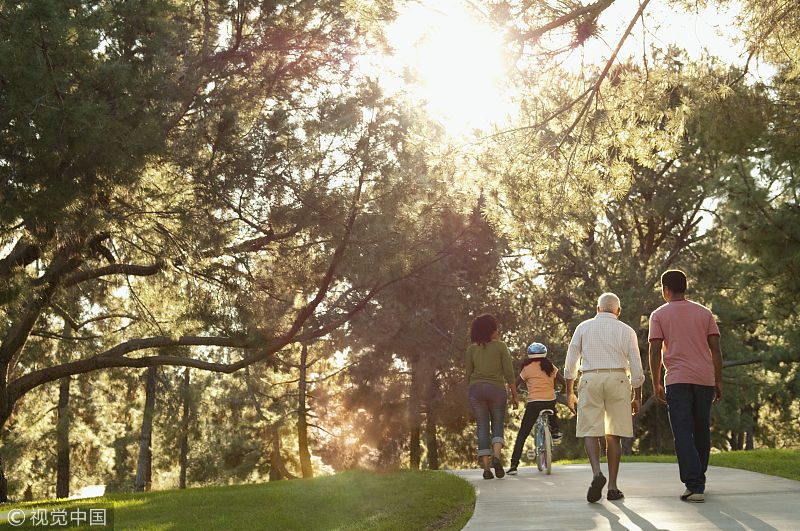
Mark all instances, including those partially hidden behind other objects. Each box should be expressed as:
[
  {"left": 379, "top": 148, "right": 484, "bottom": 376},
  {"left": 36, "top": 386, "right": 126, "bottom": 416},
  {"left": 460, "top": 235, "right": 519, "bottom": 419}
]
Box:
[{"left": 521, "top": 362, "right": 557, "bottom": 402}]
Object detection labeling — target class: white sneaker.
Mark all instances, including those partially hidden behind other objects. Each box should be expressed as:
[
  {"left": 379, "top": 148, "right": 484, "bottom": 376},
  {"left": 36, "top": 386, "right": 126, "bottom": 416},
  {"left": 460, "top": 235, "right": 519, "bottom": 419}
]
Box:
[{"left": 682, "top": 491, "right": 704, "bottom": 503}]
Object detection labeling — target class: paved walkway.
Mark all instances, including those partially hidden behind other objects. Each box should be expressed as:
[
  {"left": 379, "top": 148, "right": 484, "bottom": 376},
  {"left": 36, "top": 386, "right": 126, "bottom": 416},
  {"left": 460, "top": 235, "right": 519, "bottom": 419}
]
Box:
[{"left": 450, "top": 462, "right": 800, "bottom": 530}]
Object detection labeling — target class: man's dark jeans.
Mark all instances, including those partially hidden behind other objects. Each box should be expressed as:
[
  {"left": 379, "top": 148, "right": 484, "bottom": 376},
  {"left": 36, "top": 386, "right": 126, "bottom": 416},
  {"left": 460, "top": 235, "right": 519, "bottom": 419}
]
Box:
[
  {"left": 468, "top": 383, "right": 508, "bottom": 457},
  {"left": 666, "top": 383, "right": 715, "bottom": 493}
]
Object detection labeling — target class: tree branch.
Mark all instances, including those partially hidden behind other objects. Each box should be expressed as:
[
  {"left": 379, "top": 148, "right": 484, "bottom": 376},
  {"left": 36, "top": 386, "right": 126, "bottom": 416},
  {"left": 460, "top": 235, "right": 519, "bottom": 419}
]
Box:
[
  {"left": 263, "top": 158, "right": 367, "bottom": 357},
  {"left": 0, "top": 240, "right": 40, "bottom": 277},
  {"left": 63, "top": 226, "right": 303, "bottom": 288},
  {"left": 64, "top": 262, "right": 164, "bottom": 287},
  {"left": 7, "top": 335, "right": 260, "bottom": 402},
  {"left": 520, "top": 0, "right": 616, "bottom": 43},
  {"left": 558, "top": 0, "right": 653, "bottom": 153},
  {"left": 722, "top": 357, "right": 763, "bottom": 368},
  {"left": 0, "top": 247, "right": 83, "bottom": 367}
]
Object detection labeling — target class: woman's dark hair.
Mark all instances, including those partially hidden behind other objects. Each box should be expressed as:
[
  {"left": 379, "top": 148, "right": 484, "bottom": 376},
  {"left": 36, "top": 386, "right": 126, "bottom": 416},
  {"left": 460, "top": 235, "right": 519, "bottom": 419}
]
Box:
[
  {"left": 661, "top": 269, "right": 687, "bottom": 293},
  {"left": 470, "top": 314, "right": 498, "bottom": 345},
  {"left": 521, "top": 357, "right": 555, "bottom": 377}
]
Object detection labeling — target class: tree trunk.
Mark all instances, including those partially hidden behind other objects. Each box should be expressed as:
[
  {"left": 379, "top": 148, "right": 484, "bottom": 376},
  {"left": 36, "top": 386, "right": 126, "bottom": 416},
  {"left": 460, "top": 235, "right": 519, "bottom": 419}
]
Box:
[
  {"left": 179, "top": 368, "right": 190, "bottom": 489},
  {"left": 111, "top": 428, "right": 132, "bottom": 492},
  {"left": 731, "top": 431, "right": 743, "bottom": 451},
  {"left": 424, "top": 411, "right": 439, "bottom": 470},
  {"left": 297, "top": 344, "right": 313, "bottom": 478},
  {"left": 0, "top": 456, "right": 8, "bottom": 502},
  {"left": 408, "top": 359, "right": 421, "bottom": 469},
  {"left": 621, "top": 437, "right": 634, "bottom": 455},
  {"left": 56, "top": 376, "right": 71, "bottom": 498},
  {"left": 269, "top": 424, "right": 296, "bottom": 480},
  {"left": 409, "top": 426, "right": 421, "bottom": 469},
  {"left": 423, "top": 368, "right": 440, "bottom": 470},
  {"left": 744, "top": 405, "right": 755, "bottom": 450},
  {"left": 134, "top": 367, "right": 157, "bottom": 492}
]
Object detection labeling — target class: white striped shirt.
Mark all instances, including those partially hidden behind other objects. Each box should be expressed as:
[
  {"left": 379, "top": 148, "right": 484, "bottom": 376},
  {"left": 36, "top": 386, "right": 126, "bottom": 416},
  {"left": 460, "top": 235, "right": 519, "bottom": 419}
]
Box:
[{"left": 564, "top": 312, "right": 645, "bottom": 387}]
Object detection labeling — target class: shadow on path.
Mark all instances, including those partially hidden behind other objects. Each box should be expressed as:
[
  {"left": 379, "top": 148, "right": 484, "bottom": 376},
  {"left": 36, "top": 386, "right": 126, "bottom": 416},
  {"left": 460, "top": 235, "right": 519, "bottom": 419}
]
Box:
[{"left": 450, "top": 462, "right": 800, "bottom": 530}]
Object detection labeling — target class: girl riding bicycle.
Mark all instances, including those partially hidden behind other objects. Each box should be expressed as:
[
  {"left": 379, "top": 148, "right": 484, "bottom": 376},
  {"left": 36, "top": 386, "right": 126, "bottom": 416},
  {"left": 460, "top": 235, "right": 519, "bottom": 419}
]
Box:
[{"left": 507, "top": 342, "right": 566, "bottom": 475}]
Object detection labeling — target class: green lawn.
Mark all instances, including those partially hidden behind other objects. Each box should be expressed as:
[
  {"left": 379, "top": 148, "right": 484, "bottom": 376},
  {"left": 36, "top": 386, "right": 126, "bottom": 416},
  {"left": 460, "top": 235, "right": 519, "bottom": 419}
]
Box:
[
  {"left": 1, "top": 469, "right": 475, "bottom": 530},
  {"left": 556, "top": 448, "right": 800, "bottom": 481},
  {"left": 707, "top": 449, "right": 800, "bottom": 481}
]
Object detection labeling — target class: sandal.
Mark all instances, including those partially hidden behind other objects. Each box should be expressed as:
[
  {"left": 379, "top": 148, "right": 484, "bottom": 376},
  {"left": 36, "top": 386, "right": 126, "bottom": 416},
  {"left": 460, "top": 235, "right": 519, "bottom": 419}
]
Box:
[
  {"left": 587, "top": 472, "right": 606, "bottom": 503},
  {"left": 607, "top": 489, "right": 624, "bottom": 500}
]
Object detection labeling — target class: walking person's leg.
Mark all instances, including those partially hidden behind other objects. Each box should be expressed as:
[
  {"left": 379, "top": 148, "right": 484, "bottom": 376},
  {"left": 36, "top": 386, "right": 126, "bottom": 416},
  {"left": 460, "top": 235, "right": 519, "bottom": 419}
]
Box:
[
  {"left": 577, "top": 374, "right": 606, "bottom": 502},
  {"left": 584, "top": 436, "right": 603, "bottom": 475},
  {"left": 604, "top": 372, "right": 634, "bottom": 499},
  {"left": 509, "top": 402, "right": 540, "bottom": 470},
  {"left": 692, "top": 385, "right": 715, "bottom": 490},
  {"left": 583, "top": 436, "right": 606, "bottom": 502},
  {"left": 487, "top": 384, "right": 508, "bottom": 477},
  {"left": 666, "top": 383, "right": 705, "bottom": 498},
  {"left": 605, "top": 435, "right": 622, "bottom": 491},
  {"left": 468, "top": 384, "right": 493, "bottom": 477}
]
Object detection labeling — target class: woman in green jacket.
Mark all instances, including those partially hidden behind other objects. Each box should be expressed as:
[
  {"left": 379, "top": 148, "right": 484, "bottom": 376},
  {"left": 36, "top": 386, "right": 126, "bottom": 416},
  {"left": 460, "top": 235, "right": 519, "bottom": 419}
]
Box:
[{"left": 466, "top": 314, "right": 519, "bottom": 479}]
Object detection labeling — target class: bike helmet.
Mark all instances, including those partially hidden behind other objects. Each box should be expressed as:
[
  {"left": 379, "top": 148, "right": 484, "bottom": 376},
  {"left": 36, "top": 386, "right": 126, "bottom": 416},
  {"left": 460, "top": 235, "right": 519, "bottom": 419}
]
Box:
[{"left": 526, "top": 342, "right": 547, "bottom": 359}]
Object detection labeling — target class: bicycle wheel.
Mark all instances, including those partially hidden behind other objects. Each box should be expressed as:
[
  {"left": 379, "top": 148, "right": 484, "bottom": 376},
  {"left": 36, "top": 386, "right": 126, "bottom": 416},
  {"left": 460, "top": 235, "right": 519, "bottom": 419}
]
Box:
[
  {"left": 534, "top": 425, "right": 543, "bottom": 471},
  {"left": 542, "top": 423, "right": 552, "bottom": 475}
]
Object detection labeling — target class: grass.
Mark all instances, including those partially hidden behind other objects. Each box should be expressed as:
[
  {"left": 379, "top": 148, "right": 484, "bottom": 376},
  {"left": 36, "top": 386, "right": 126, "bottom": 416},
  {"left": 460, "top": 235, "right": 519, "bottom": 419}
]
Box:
[
  {"left": 556, "top": 448, "right": 800, "bottom": 481},
  {"left": 707, "top": 449, "right": 800, "bottom": 481},
  {"left": 1, "top": 469, "right": 475, "bottom": 530}
]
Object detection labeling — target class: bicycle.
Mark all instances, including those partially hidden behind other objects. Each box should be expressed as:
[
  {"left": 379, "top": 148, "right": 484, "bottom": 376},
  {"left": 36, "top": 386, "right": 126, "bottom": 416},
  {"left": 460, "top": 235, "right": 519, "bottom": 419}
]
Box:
[
  {"left": 528, "top": 408, "right": 555, "bottom": 474},
  {"left": 521, "top": 392, "right": 570, "bottom": 475}
]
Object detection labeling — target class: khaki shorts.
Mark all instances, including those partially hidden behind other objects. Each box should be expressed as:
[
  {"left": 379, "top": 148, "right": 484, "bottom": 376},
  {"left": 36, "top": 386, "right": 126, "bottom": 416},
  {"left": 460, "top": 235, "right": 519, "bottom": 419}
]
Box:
[{"left": 576, "top": 370, "right": 633, "bottom": 437}]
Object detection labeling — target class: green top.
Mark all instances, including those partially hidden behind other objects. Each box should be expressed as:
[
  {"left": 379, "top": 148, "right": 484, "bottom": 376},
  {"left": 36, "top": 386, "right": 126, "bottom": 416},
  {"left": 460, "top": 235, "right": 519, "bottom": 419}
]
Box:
[{"left": 465, "top": 340, "right": 516, "bottom": 390}]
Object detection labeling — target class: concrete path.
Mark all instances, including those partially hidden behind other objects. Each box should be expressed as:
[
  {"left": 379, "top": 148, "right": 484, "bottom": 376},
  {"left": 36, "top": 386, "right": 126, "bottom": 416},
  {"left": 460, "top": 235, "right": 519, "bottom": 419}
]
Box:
[{"left": 450, "top": 462, "right": 800, "bottom": 530}]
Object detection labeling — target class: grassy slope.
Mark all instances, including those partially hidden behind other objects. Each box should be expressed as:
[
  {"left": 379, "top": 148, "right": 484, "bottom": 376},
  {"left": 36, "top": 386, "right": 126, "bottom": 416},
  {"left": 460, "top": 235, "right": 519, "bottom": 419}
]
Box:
[
  {"left": 2, "top": 469, "right": 475, "bottom": 531},
  {"left": 556, "top": 448, "right": 800, "bottom": 481}
]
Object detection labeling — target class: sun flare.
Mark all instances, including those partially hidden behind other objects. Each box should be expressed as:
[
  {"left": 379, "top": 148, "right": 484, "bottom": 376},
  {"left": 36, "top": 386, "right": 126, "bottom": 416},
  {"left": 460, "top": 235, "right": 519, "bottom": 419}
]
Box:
[{"left": 380, "top": 1, "right": 513, "bottom": 134}]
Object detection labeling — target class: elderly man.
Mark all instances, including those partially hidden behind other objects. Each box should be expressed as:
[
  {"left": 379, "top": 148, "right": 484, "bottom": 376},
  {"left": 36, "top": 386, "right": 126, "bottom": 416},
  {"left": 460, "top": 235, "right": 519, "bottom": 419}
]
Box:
[{"left": 565, "top": 293, "right": 644, "bottom": 503}]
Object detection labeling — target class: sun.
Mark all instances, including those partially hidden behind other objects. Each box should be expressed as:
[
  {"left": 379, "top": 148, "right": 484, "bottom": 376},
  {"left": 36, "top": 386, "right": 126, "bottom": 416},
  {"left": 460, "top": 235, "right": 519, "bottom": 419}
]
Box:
[{"left": 380, "top": 1, "right": 513, "bottom": 135}]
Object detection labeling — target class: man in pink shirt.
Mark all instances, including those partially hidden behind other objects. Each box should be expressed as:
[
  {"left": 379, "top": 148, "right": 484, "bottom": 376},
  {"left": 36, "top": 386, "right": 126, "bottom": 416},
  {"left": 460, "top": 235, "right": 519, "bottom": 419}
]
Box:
[{"left": 648, "top": 270, "right": 723, "bottom": 503}]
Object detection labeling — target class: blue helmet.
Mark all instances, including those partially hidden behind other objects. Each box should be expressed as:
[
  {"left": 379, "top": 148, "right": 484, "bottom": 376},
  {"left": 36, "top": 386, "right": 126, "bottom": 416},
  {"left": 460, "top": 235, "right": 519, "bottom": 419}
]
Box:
[{"left": 526, "top": 342, "right": 547, "bottom": 358}]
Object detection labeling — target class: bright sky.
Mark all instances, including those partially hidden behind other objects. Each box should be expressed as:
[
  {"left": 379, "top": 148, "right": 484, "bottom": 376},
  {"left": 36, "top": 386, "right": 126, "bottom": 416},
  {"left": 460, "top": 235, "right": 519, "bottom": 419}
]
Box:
[
  {"left": 581, "top": 0, "right": 751, "bottom": 67},
  {"left": 373, "top": 0, "right": 762, "bottom": 137},
  {"left": 377, "top": 0, "right": 516, "bottom": 134}
]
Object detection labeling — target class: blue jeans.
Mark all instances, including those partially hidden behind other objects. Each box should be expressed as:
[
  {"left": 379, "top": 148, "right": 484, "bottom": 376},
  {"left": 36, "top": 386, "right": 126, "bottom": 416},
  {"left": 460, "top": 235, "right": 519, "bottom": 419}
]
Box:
[
  {"left": 666, "top": 383, "right": 715, "bottom": 493},
  {"left": 468, "top": 383, "right": 507, "bottom": 457}
]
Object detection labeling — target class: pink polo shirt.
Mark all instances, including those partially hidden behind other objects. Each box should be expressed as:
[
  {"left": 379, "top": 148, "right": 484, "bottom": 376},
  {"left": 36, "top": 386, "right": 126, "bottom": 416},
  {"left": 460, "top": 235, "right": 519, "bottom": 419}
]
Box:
[{"left": 648, "top": 299, "right": 720, "bottom": 387}]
